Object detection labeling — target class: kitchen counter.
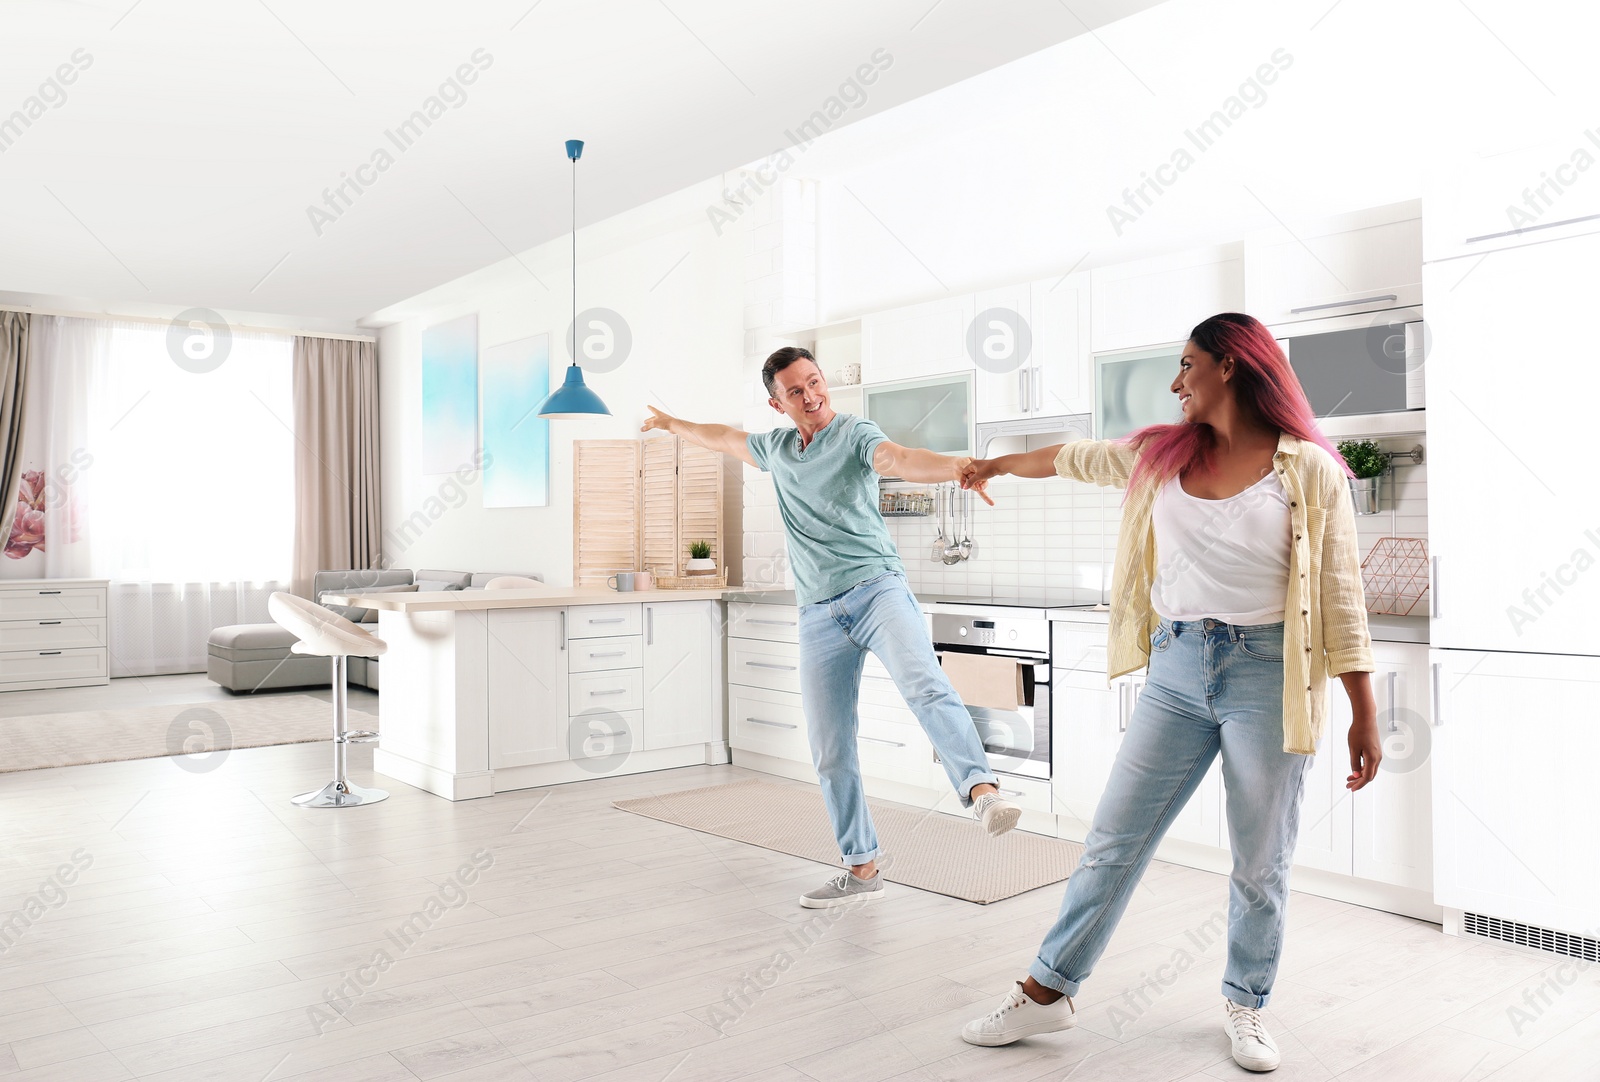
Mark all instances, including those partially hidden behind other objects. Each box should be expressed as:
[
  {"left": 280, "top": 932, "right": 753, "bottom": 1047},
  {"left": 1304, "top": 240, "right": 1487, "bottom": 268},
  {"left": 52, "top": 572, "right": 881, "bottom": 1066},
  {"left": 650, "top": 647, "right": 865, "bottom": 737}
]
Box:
[
  {"left": 722, "top": 589, "right": 798, "bottom": 606},
  {"left": 1046, "top": 606, "right": 1428, "bottom": 644},
  {"left": 322, "top": 585, "right": 731, "bottom": 613}
]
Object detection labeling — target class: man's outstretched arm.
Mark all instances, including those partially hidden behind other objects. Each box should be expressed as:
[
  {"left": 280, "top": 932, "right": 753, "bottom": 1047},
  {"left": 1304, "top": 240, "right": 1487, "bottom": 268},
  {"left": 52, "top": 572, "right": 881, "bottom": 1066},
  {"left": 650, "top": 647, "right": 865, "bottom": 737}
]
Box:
[
  {"left": 642, "top": 406, "right": 757, "bottom": 467},
  {"left": 872, "top": 442, "right": 995, "bottom": 505}
]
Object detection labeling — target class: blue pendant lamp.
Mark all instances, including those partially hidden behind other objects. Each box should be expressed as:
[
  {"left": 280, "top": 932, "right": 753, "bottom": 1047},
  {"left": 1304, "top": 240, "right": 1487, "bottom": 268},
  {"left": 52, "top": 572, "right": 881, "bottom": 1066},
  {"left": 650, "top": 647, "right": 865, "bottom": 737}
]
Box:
[{"left": 535, "top": 139, "right": 611, "bottom": 418}]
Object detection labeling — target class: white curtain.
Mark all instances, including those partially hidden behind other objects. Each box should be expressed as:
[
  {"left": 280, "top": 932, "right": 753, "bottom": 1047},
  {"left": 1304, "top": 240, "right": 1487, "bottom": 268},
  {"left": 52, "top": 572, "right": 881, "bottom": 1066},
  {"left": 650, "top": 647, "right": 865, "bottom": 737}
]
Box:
[{"left": 2, "top": 316, "right": 296, "bottom": 675}]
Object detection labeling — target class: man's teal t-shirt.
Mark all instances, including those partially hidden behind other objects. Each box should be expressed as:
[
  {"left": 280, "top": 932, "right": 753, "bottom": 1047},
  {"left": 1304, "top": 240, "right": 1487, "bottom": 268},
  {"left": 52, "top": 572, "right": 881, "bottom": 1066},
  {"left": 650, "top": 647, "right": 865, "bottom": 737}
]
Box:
[{"left": 747, "top": 413, "right": 905, "bottom": 606}]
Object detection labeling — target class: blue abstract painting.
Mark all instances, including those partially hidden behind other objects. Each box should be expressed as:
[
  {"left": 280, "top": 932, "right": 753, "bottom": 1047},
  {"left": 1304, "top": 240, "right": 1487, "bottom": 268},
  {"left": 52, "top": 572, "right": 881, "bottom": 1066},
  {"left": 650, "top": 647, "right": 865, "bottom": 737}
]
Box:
[
  {"left": 481, "top": 334, "right": 550, "bottom": 508},
  {"left": 420, "top": 314, "right": 478, "bottom": 475}
]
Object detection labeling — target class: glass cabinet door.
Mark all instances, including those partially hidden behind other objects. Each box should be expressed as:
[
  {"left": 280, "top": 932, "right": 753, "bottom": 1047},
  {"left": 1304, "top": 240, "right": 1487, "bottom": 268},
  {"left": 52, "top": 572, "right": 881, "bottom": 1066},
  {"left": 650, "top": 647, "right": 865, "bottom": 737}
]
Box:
[
  {"left": 864, "top": 373, "right": 973, "bottom": 458},
  {"left": 1095, "top": 344, "right": 1183, "bottom": 439}
]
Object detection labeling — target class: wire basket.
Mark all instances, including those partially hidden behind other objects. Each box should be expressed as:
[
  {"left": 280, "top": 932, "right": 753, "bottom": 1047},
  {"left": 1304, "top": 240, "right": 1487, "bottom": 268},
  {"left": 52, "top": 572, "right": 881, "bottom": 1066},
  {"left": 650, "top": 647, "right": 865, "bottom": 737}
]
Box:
[
  {"left": 1361, "top": 537, "right": 1430, "bottom": 615},
  {"left": 651, "top": 570, "right": 728, "bottom": 590}
]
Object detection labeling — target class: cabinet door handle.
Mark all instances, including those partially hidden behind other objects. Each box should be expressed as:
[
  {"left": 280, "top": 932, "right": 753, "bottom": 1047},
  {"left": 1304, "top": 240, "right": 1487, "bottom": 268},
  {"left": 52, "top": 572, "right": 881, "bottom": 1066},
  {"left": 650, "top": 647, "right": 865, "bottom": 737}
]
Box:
[
  {"left": 1117, "top": 681, "right": 1129, "bottom": 733},
  {"left": 559, "top": 610, "right": 566, "bottom": 650},
  {"left": 747, "top": 717, "right": 797, "bottom": 730},
  {"left": 1431, "top": 662, "right": 1443, "bottom": 727},
  {"left": 1018, "top": 367, "right": 1030, "bottom": 412},
  {"left": 588, "top": 651, "right": 627, "bottom": 659},
  {"left": 1289, "top": 294, "right": 1398, "bottom": 315},
  {"left": 591, "top": 688, "right": 629, "bottom": 697},
  {"left": 1032, "top": 365, "right": 1043, "bottom": 411},
  {"left": 748, "top": 661, "right": 797, "bottom": 671},
  {"left": 1385, "top": 670, "right": 1398, "bottom": 733},
  {"left": 749, "top": 618, "right": 796, "bottom": 627},
  {"left": 1466, "top": 211, "right": 1600, "bottom": 245},
  {"left": 646, "top": 608, "right": 653, "bottom": 646},
  {"left": 857, "top": 735, "right": 906, "bottom": 747},
  {"left": 1430, "top": 556, "right": 1440, "bottom": 618}
]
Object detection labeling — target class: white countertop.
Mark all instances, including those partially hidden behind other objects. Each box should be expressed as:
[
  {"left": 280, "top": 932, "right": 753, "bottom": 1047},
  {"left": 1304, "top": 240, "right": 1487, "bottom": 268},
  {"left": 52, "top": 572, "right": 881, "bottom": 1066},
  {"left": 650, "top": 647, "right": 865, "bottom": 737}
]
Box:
[{"left": 322, "top": 586, "right": 732, "bottom": 613}]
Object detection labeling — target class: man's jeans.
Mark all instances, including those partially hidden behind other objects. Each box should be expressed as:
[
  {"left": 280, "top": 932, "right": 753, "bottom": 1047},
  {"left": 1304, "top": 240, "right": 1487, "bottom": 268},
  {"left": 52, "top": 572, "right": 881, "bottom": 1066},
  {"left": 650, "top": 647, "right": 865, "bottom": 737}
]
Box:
[
  {"left": 1029, "top": 617, "right": 1311, "bottom": 1008},
  {"left": 798, "top": 571, "right": 998, "bottom": 865}
]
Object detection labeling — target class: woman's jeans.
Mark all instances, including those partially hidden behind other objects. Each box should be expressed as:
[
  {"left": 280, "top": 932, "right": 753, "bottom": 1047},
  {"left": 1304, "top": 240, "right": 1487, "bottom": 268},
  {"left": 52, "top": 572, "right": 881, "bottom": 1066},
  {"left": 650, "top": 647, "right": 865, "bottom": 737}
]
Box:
[
  {"left": 798, "top": 571, "right": 999, "bottom": 866},
  {"left": 1030, "top": 617, "right": 1310, "bottom": 1009}
]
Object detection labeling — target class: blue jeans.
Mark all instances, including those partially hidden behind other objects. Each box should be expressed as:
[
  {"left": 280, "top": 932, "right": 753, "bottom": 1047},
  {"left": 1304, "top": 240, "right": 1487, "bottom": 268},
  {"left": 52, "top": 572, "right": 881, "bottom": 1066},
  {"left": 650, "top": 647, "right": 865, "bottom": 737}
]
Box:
[
  {"left": 798, "top": 571, "right": 999, "bottom": 865},
  {"left": 1030, "top": 617, "right": 1310, "bottom": 1009}
]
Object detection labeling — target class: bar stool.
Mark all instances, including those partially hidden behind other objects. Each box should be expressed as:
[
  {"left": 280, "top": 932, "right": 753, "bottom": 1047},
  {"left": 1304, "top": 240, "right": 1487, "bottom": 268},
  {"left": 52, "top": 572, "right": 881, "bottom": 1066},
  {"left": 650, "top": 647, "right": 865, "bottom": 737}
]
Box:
[{"left": 268, "top": 591, "right": 389, "bottom": 808}]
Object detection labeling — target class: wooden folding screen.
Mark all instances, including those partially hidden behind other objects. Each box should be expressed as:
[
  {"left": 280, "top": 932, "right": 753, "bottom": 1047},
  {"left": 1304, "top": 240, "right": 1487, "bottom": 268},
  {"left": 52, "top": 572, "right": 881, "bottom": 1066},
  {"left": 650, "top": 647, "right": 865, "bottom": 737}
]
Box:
[{"left": 573, "top": 435, "right": 726, "bottom": 586}]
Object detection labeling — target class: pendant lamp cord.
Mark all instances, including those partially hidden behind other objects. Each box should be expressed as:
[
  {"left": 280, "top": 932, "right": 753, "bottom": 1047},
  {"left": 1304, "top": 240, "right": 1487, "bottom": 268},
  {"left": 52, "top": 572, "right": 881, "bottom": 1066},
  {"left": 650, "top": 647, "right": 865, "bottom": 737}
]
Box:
[{"left": 571, "top": 155, "right": 577, "bottom": 366}]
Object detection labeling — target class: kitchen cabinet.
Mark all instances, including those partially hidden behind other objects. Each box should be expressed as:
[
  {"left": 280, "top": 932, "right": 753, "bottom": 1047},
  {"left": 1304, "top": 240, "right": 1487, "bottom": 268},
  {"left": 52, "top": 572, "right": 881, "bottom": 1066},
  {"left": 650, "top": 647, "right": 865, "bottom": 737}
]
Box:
[
  {"left": 1424, "top": 136, "right": 1600, "bottom": 263},
  {"left": 1295, "top": 642, "right": 1432, "bottom": 892},
  {"left": 972, "top": 283, "right": 1034, "bottom": 423},
  {"left": 1051, "top": 666, "right": 1128, "bottom": 828},
  {"left": 1430, "top": 648, "right": 1600, "bottom": 934},
  {"left": 864, "top": 372, "right": 974, "bottom": 459},
  {"left": 487, "top": 608, "right": 570, "bottom": 768},
  {"left": 1090, "top": 244, "right": 1244, "bottom": 353},
  {"left": 1423, "top": 231, "right": 1598, "bottom": 655},
  {"left": 642, "top": 600, "right": 721, "bottom": 751},
  {"left": 972, "top": 274, "right": 1093, "bottom": 423},
  {"left": 1244, "top": 202, "right": 1422, "bottom": 327},
  {"left": 728, "top": 604, "right": 811, "bottom": 770},
  {"left": 860, "top": 294, "right": 976, "bottom": 384}
]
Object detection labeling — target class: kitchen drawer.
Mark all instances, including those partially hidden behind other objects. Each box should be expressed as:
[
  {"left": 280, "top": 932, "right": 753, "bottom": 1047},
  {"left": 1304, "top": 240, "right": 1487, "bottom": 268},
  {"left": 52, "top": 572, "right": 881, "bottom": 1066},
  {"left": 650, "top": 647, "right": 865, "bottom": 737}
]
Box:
[
  {"left": 566, "top": 604, "right": 641, "bottom": 639},
  {"left": 0, "top": 646, "right": 107, "bottom": 685},
  {"left": 729, "top": 603, "right": 800, "bottom": 644},
  {"left": 860, "top": 668, "right": 914, "bottom": 713},
  {"left": 1051, "top": 621, "right": 1108, "bottom": 672},
  {"left": 568, "top": 709, "right": 641, "bottom": 763},
  {"left": 569, "top": 667, "right": 644, "bottom": 714},
  {"left": 728, "top": 637, "right": 801, "bottom": 693},
  {"left": 567, "top": 635, "right": 642, "bottom": 674},
  {"left": 856, "top": 712, "right": 936, "bottom": 787},
  {"left": 987, "top": 773, "right": 1054, "bottom": 816},
  {"left": 0, "top": 618, "right": 106, "bottom": 651},
  {"left": 729, "top": 685, "right": 811, "bottom": 762},
  {"left": 0, "top": 587, "right": 107, "bottom": 622}
]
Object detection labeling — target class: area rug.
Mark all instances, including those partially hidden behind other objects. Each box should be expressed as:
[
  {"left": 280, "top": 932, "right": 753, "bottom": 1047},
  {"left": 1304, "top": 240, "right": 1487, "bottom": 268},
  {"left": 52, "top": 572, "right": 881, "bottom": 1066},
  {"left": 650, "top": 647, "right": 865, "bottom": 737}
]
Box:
[
  {"left": 614, "top": 777, "right": 1083, "bottom": 904},
  {"left": 0, "top": 696, "right": 379, "bottom": 773}
]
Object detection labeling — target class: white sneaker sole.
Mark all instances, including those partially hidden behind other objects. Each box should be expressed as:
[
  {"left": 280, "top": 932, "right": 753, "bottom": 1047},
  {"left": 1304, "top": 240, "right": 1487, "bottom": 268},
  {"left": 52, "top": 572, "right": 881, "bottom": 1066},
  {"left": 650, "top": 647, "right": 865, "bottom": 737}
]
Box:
[
  {"left": 797, "top": 888, "right": 884, "bottom": 910},
  {"left": 961, "top": 1013, "right": 1076, "bottom": 1046},
  {"left": 1229, "top": 1045, "right": 1280, "bottom": 1072},
  {"left": 982, "top": 804, "right": 1022, "bottom": 837}
]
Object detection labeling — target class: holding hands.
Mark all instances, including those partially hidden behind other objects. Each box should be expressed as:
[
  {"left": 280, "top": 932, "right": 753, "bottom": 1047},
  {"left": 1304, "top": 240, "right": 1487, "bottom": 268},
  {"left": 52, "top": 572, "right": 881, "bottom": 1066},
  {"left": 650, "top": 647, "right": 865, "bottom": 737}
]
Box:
[{"left": 958, "top": 457, "right": 1003, "bottom": 494}]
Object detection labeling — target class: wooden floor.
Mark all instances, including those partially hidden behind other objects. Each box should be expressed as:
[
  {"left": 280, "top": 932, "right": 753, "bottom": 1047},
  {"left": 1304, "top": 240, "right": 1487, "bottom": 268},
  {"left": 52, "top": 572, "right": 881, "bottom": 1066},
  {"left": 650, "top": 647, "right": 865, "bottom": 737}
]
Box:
[{"left": 0, "top": 677, "right": 1596, "bottom": 1081}]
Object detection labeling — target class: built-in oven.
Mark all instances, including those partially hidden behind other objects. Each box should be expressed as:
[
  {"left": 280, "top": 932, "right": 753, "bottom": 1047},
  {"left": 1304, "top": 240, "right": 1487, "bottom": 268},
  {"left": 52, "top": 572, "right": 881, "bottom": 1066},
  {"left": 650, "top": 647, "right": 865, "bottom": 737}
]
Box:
[{"left": 931, "top": 611, "right": 1051, "bottom": 782}]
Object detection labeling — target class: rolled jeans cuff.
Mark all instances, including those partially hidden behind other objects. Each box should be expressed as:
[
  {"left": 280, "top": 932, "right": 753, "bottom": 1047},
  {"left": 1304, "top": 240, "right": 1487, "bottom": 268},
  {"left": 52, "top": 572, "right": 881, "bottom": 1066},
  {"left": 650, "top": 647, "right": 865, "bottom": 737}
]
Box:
[
  {"left": 1027, "top": 959, "right": 1081, "bottom": 997},
  {"left": 959, "top": 770, "right": 1000, "bottom": 807}
]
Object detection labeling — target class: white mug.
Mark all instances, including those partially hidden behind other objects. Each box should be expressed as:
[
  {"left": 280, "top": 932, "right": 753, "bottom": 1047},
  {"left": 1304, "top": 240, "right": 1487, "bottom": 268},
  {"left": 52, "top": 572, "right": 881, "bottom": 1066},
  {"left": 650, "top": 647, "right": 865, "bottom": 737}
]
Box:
[
  {"left": 633, "top": 571, "right": 654, "bottom": 591},
  {"left": 607, "top": 572, "right": 635, "bottom": 592},
  {"left": 837, "top": 361, "right": 862, "bottom": 386}
]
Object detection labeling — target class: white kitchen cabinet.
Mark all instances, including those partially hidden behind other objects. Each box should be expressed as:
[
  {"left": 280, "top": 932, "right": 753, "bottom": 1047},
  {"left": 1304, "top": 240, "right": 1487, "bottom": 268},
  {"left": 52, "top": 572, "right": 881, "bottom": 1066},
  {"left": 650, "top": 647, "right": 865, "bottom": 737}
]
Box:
[
  {"left": 1245, "top": 202, "right": 1422, "bottom": 327},
  {"left": 487, "top": 608, "right": 570, "bottom": 768},
  {"left": 1431, "top": 648, "right": 1600, "bottom": 934},
  {"left": 972, "top": 283, "right": 1033, "bottom": 423},
  {"left": 1424, "top": 136, "right": 1600, "bottom": 263},
  {"left": 729, "top": 683, "right": 811, "bottom": 762},
  {"left": 1165, "top": 756, "right": 1224, "bottom": 849},
  {"left": 1296, "top": 680, "right": 1356, "bottom": 876},
  {"left": 729, "top": 636, "right": 801, "bottom": 694},
  {"left": 1052, "top": 666, "right": 1127, "bottom": 828},
  {"left": 642, "top": 600, "right": 721, "bottom": 751},
  {"left": 1423, "top": 232, "right": 1599, "bottom": 655},
  {"left": 1031, "top": 272, "right": 1092, "bottom": 417},
  {"left": 1090, "top": 244, "right": 1244, "bottom": 353},
  {"left": 861, "top": 294, "right": 976, "bottom": 384}
]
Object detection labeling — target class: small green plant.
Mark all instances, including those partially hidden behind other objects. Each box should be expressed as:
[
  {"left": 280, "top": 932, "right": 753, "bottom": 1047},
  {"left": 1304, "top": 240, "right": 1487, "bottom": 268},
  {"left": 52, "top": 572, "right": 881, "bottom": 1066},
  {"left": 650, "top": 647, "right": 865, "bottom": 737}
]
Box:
[
  {"left": 688, "top": 539, "right": 712, "bottom": 560},
  {"left": 1336, "top": 439, "right": 1388, "bottom": 480}
]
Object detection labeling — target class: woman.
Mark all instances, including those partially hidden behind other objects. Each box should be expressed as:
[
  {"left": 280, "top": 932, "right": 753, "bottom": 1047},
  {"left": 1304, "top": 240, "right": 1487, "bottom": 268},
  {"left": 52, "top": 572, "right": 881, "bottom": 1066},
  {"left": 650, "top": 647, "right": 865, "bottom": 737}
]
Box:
[{"left": 955, "top": 312, "right": 1381, "bottom": 1073}]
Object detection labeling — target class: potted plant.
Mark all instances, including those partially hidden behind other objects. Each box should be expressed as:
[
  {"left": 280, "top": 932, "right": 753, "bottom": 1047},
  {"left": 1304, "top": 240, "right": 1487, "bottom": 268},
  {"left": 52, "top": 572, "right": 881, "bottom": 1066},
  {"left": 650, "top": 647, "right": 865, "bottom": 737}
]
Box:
[
  {"left": 685, "top": 539, "right": 717, "bottom": 575},
  {"left": 1336, "top": 439, "right": 1387, "bottom": 515}
]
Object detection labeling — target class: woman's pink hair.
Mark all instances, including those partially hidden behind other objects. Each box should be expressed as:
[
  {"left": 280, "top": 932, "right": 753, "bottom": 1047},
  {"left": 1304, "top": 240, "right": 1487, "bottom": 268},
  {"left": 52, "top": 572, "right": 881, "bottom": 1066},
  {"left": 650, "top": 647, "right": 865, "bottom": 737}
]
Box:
[{"left": 1121, "top": 312, "right": 1353, "bottom": 493}]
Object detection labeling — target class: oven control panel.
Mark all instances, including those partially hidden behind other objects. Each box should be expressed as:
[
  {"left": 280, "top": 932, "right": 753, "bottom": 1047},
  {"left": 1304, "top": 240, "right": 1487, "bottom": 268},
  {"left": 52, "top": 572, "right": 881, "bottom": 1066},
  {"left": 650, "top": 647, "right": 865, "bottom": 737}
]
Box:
[{"left": 931, "top": 614, "right": 1049, "bottom": 656}]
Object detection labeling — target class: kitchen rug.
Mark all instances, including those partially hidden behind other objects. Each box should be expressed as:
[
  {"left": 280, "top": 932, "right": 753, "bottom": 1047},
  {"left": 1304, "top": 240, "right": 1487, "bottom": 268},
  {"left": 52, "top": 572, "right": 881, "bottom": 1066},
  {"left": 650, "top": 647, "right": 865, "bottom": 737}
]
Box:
[
  {"left": 613, "top": 777, "right": 1083, "bottom": 904},
  {"left": 0, "top": 695, "right": 378, "bottom": 773}
]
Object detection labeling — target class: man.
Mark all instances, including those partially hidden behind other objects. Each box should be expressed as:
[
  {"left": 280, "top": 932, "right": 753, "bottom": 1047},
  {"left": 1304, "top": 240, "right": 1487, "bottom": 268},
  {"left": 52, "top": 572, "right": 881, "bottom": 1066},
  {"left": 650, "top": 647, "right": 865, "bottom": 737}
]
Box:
[{"left": 642, "top": 346, "right": 1021, "bottom": 909}]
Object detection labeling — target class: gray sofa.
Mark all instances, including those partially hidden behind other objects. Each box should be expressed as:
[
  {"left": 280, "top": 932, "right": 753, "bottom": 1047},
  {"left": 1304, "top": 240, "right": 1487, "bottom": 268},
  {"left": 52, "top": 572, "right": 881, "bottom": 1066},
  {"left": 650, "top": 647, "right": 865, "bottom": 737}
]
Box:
[{"left": 206, "top": 568, "right": 542, "bottom": 693}]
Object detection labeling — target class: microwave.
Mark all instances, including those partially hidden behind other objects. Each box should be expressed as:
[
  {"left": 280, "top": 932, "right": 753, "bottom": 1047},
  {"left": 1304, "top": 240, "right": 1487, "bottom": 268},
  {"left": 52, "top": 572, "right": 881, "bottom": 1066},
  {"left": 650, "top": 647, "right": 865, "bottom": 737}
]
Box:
[{"left": 1272, "top": 306, "right": 1426, "bottom": 418}]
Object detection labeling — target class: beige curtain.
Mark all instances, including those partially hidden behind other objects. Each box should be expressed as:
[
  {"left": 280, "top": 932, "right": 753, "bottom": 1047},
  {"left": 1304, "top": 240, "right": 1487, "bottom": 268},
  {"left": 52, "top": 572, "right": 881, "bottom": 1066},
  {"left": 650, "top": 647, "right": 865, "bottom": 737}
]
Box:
[
  {"left": 0, "top": 311, "right": 29, "bottom": 547},
  {"left": 292, "top": 336, "right": 381, "bottom": 597}
]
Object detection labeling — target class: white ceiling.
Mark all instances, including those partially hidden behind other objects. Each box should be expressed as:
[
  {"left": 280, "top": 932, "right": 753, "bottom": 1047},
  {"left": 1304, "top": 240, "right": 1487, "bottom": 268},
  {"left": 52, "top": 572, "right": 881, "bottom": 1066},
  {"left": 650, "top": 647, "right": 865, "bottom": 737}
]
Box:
[{"left": 0, "top": 0, "right": 1166, "bottom": 329}]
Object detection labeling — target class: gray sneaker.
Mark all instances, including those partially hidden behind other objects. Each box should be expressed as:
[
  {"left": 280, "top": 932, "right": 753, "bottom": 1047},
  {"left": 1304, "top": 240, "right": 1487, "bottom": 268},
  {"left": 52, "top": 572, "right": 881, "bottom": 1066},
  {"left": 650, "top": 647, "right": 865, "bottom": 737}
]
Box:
[
  {"left": 799, "top": 869, "right": 884, "bottom": 909},
  {"left": 973, "top": 792, "right": 1022, "bottom": 837}
]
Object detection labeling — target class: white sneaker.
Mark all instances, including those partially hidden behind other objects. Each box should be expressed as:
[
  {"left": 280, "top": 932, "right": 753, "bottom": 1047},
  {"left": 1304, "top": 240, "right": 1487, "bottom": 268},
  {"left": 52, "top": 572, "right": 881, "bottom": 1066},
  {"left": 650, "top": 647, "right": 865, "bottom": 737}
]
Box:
[
  {"left": 961, "top": 981, "right": 1076, "bottom": 1046},
  {"left": 972, "top": 792, "right": 1022, "bottom": 837},
  {"left": 1223, "top": 998, "right": 1281, "bottom": 1072}
]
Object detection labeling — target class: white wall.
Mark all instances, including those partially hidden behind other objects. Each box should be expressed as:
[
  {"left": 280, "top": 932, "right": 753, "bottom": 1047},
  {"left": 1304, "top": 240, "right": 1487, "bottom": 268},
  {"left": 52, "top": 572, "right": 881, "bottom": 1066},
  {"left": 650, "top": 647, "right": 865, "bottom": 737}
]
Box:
[{"left": 372, "top": 180, "right": 745, "bottom": 586}]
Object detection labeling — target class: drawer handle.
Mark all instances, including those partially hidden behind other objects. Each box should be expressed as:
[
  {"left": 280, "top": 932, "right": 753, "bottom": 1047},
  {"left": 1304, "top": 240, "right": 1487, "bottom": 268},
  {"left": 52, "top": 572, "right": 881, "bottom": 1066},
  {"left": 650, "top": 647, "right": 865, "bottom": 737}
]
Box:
[
  {"left": 1288, "top": 293, "right": 1398, "bottom": 315},
  {"left": 747, "top": 716, "right": 798, "bottom": 730},
  {"left": 39, "top": 650, "right": 62, "bottom": 656},
  {"left": 749, "top": 618, "right": 796, "bottom": 626},
  {"left": 998, "top": 788, "right": 1024, "bottom": 797},
  {"left": 589, "top": 618, "right": 627, "bottom": 625},
  {"left": 37, "top": 590, "right": 61, "bottom": 595},
  {"left": 1466, "top": 211, "right": 1600, "bottom": 245},
  {"left": 747, "top": 661, "right": 797, "bottom": 671},
  {"left": 588, "top": 651, "right": 627, "bottom": 658},
  {"left": 857, "top": 735, "right": 906, "bottom": 747},
  {"left": 38, "top": 621, "right": 62, "bottom": 626},
  {"left": 588, "top": 729, "right": 629, "bottom": 740},
  {"left": 590, "top": 688, "right": 629, "bottom": 697}
]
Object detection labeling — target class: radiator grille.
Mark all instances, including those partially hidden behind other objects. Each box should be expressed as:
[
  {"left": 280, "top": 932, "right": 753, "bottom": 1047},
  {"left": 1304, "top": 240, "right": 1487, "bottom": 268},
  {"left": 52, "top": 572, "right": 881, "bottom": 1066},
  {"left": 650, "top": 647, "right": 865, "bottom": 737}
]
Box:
[{"left": 1462, "top": 912, "right": 1600, "bottom": 963}]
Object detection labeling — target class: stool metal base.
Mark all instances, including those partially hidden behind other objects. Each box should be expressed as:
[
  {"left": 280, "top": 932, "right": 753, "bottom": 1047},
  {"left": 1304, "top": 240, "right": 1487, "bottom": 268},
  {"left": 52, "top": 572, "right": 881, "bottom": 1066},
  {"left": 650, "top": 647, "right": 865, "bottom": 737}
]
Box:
[{"left": 293, "top": 779, "right": 389, "bottom": 809}]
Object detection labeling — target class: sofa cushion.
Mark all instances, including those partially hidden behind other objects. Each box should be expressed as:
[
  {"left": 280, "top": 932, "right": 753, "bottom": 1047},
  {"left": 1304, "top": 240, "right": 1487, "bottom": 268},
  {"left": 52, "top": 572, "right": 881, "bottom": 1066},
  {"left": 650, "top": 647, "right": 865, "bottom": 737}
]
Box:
[
  {"left": 313, "top": 568, "right": 416, "bottom": 620},
  {"left": 210, "top": 623, "right": 299, "bottom": 651},
  {"left": 416, "top": 568, "right": 471, "bottom": 592}
]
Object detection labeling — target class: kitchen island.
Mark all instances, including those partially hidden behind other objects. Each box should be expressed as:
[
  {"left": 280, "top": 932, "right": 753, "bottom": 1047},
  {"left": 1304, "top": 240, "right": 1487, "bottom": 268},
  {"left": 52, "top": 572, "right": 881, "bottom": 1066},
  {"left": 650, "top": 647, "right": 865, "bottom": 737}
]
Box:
[{"left": 323, "top": 586, "right": 730, "bottom": 799}]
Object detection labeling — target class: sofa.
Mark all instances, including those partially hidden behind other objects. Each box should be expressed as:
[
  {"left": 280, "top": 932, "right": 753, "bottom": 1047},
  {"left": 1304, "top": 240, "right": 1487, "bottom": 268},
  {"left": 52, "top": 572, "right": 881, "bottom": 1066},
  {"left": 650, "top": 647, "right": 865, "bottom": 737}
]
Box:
[{"left": 206, "top": 568, "right": 543, "bottom": 693}]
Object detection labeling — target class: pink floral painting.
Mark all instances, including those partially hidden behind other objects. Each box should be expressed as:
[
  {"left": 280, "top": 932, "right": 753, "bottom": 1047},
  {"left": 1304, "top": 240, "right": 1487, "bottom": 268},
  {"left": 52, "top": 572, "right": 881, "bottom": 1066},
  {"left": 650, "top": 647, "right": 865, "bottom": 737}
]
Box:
[{"left": 5, "top": 470, "right": 47, "bottom": 560}]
